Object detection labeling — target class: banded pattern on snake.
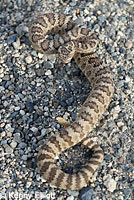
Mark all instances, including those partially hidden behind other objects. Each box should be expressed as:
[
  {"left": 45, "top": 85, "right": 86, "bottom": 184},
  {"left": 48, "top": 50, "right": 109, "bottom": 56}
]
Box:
[{"left": 29, "top": 13, "right": 114, "bottom": 190}]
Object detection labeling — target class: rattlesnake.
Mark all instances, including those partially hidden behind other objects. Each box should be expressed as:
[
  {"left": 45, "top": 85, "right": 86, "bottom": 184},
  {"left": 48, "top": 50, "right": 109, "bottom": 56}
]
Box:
[{"left": 29, "top": 13, "right": 114, "bottom": 190}]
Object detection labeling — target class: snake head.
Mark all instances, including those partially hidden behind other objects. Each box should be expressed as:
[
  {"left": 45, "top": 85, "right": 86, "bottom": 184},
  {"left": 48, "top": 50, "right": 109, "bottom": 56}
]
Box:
[{"left": 58, "top": 42, "right": 75, "bottom": 63}]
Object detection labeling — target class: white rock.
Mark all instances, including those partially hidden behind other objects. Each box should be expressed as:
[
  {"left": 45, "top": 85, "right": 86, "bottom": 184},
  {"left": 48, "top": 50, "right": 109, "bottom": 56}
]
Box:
[
  {"left": 47, "top": 88, "right": 56, "bottom": 94},
  {"left": 0, "top": 122, "right": 5, "bottom": 128},
  {"left": 0, "top": 68, "right": 4, "bottom": 73},
  {"left": 66, "top": 196, "right": 74, "bottom": 200},
  {"left": 125, "top": 76, "right": 130, "bottom": 83},
  {"left": 0, "top": 73, "right": 4, "bottom": 78},
  {"left": 25, "top": 55, "right": 33, "bottom": 64},
  {"left": 13, "top": 38, "right": 20, "bottom": 49},
  {"left": 84, "top": 8, "right": 89, "bottom": 15},
  {"left": 45, "top": 70, "right": 52, "bottom": 76},
  {"left": 26, "top": 181, "right": 32, "bottom": 188},
  {"left": 112, "top": 105, "right": 121, "bottom": 114},
  {"left": 20, "top": 110, "right": 25, "bottom": 115},
  {"left": 104, "top": 176, "right": 117, "bottom": 192},
  {"left": 5, "top": 144, "right": 13, "bottom": 154},
  {"left": 38, "top": 53, "right": 44, "bottom": 58},
  {"left": 7, "top": 132, "right": 12, "bottom": 137},
  {"left": 10, "top": 141, "right": 17, "bottom": 149},
  {"left": 14, "top": 106, "right": 20, "bottom": 111},
  {"left": 5, "top": 124, "right": 14, "bottom": 133},
  {"left": 118, "top": 31, "right": 124, "bottom": 37}
]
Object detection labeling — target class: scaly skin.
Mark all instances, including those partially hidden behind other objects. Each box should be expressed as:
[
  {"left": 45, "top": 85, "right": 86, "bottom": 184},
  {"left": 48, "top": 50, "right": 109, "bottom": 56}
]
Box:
[{"left": 29, "top": 13, "right": 114, "bottom": 190}]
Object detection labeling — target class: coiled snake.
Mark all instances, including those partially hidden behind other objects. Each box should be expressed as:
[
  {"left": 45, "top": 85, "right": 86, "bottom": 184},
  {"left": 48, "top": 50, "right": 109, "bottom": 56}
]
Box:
[{"left": 29, "top": 13, "right": 114, "bottom": 190}]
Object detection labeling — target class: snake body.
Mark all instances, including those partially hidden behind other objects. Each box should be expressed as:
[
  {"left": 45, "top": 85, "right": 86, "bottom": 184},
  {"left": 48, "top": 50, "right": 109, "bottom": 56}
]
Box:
[{"left": 29, "top": 13, "right": 114, "bottom": 190}]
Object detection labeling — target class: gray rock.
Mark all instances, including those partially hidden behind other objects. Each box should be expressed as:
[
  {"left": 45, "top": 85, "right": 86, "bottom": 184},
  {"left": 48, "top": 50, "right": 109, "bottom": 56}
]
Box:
[
  {"left": 22, "top": 155, "right": 27, "bottom": 160},
  {"left": 124, "top": 188, "right": 132, "bottom": 196},
  {"left": 26, "top": 101, "right": 34, "bottom": 113},
  {"left": 66, "top": 97, "right": 74, "bottom": 105},
  {"left": 18, "top": 93, "right": 24, "bottom": 99},
  {"left": 7, "top": 34, "right": 17, "bottom": 44},
  {"left": 14, "top": 133, "right": 21, "bottom": 143},
  {"left": 1, "top": 139, "right": 7, "bottom": 146},
  {"left": 30, "top": 127, "right": 38, "bottom": 133},
  {"left": 41, "top": 128, "right": 47, "bottom": 136},
  {"left": 31, "top": 50, "right": 38, "bottom": 57},
  {"left": 67, "top": 190, "right": 79, "bottom": 197},
  {"left": 36, "top": 68, "right": 45, "bottom": 76},
  {"left": 98, "top": 16, "right": 105, "bottom": 23},
  {"left": 75, "top": 18, "right": 84, "bottom": 26},
  {"left": 43, "top": 61, "right": 54, "bottom": 69},
  {"left": 3, "top": 75, "right": 10, "bottom": 81},
  {"left": 16, "top": 24, "right": 28, "bottom": 36},
  {"left": 18, "top": 142, "right": 27, "bottom": 149},
  {"left": 17, "top": 0, "right": 22, "bottom": 7},
  {"left": 78, "top": 187, "right": 94, "bottom": 200}
]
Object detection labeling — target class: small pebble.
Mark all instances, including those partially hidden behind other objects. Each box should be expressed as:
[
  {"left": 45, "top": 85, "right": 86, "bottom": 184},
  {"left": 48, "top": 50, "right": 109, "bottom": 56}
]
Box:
[
  {"left": 16, "top": 24, "right": 28, "bottom": 36},
  {"left": 125, "top": 41, "right": 132, "bottom": 49},
  {"left": 30, "top": 127, "right": 38, "bottom": 133},
  {"left": 26, "top": 101, "right": 34, "bottom": 112},
  {"left": 45, "top": 70, "right": 52, "bottom": 76},
  {"left": 13, "top": 38, "right": 20, "bottom": 49},
  {"left": 10, "top": 141, "right": 17, "bottom": 149},
  {"left": 25, "top": 56, "right": 33, "bottom": 64},
  {"left": 5, "top": 144, "right": 13, "bottom": 154},
  {"left": 20, "top": 110, "right": 25, "bottom": 115},
  {"left": 7, "top": 34, "right": 17, "bottom": 44},
  {"left": 36, "top": 68, "right": 45, "bottom": 76},
  {"left": 41, "top": 128, "right": 47, "bottom": 136},
  {"left": 125, "top": 76, "right": 130, "bottom": 83},
  {"left": 14, "top": 133, "right": 21, "bottom": 143},
  {"left": 18, "top": 142, "right": 27, "bottom": 149},
  {"left": 26, "top": 181, "right": 32, "bottom": 188},
  {"left": 104, "top": 176, "right": 117, "bottom": 192},
  {"left": 22, "top": 155, "right": 28, "bottom": 161},
  {"left": 5, "top": 124, "right": 14, "bottom": 133},
  {"left": 78, "top": 188, "right": 94, "bottom": 200},
  {"left": 1, "top": 131, "right": 6, "bottom": 138},
  {"left": 124, "top": 188, "right": 132, "bottom": 196},
  {"left": 15, "top": 106, "right": 20, "bottom": 111},
  {"left": 66, "top": 196, "right": 74, "bottom": 200},
  {"left": 67, "top": 190, "right": 79, "bottom": 197},
  {"left": 38, "top": 53, "right": 44, "bottom": 58}
]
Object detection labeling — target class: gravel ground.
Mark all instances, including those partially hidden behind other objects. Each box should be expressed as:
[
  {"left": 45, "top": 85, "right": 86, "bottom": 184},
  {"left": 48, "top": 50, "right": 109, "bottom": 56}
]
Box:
[{"left": 0, "top": 0, "right": 134, "bottom": 199}]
